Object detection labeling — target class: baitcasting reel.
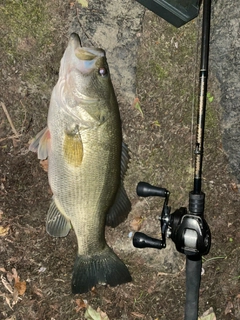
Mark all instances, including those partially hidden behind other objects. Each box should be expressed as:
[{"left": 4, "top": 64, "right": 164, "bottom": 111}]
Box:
[{"left": 133, "top": 182, "right": 211, "bottom": 257}]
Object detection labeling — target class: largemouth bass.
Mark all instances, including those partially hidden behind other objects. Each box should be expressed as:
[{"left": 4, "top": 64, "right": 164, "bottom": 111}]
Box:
[{"left": 29, "top": 33, "right": 132, "bottom": 294}]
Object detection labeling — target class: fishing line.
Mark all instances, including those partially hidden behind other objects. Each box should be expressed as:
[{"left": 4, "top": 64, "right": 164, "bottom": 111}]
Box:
[{"left": 75, "top": 7, "right": 101, "bottom": 48}]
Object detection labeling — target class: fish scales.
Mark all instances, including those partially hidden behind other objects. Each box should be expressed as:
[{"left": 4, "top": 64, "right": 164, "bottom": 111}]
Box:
[
  {"left": 49, "top": 103, "right": 121, "bottom": 253},
  {"left": 29, "top": 33, "right": 131, "bottom": 293}
]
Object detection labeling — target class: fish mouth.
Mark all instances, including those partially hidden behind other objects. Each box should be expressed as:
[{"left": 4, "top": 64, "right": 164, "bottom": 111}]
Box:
[
  {"left": 68, "top": 33, "right": 105, "bottom": 74},
  {"left": 59, "top": 33, "right": 108, "bottom": 111}
]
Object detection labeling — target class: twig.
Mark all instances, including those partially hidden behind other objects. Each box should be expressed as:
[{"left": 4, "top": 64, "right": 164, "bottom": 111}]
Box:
[
  {"left": 157, "top": 260, "right": 186, "bottom": 277},
  {"left": 1, "top": 101, "right": 19, "bottom": 138},
  {"left": 0, "top": 134, "right": 22, "bottom": 143}
]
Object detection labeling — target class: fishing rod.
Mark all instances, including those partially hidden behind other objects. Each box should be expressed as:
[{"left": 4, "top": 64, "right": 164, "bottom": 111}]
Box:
[{"left": 133, "top": 1, "right": 212, "bottom": 319}]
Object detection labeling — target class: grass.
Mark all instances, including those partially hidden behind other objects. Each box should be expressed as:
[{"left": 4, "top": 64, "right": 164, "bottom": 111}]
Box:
[{"left": 0, "top": 0, "right": 63, "bottom": 91}]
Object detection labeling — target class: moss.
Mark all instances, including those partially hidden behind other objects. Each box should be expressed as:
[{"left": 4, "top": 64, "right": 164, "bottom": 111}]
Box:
[
  {"left": 149, "top": 60, "right": 169, "bottom": 81},
  {"left": 0, "top": 0, "right": 58, "bottom": 90}
]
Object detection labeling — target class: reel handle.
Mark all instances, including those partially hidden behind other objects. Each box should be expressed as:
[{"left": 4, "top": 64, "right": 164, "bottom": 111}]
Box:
[
  {"left": 133, "top": 232, "right": 164, "bottom": 249},
  {"left": 137, "top": 182, "right": 168, "bottom": 198}
]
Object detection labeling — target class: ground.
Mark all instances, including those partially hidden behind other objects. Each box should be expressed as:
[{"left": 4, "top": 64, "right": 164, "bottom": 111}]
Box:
[{"left": 0, "top": 1, "right": 240, "bottom": 320}]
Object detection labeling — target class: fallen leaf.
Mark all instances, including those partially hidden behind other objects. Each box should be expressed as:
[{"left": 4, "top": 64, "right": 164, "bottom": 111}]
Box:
[
  {"left": 130, "top": 216, "right": 143, "bottom": 231},
  {"left": 0, "top": 225, "right": 9, "bottom": 236},
  {"left": 1, "top": 275, "right": 13, "bottom": 293},
  {"left": 40, "top": 159, "right": 48, "bottom": 172},
  {"left": 84, "top": 305, "right": 109, "bottom": 320},
  {"left": 10, "top": 268, "right": 26, "bottom": 295},
  {"left": 5, "top": 296, "right": 13, "bottom": 310},
  {"left": 77, "top": 0, "right": 88, "bottom": 7},
  {"left": 198, "top": 307, "right": 216, "bottom": 320},
  {"left": 14, "top": 280, "right": 26, "bottom": 295},
  {"left": 131, "top": 311, "right": 145, "bottom": 318},
  {"left": 12, "top": 287, "right": 19, "bottom": 306},
  {"left": 75, "top": 298, "right": 88, "bottom": 312},
  {"left": 224, "top": 301, "right": 233, "bottom": 315},
  {"left": 12, "top": 268, "right": 20, "bottom": 284},
  {"left": 69, "top": 2, "right": 75, "bottom": 9},
  {"left": 132, "top": 97, "right": 143, "bottom": 118},
  {"left": 230, "top": 182, "right": 238, "bottom": 192},
  {"left": 152, "top": 120, "right": 161, "bottom": 127},
  {"left": 7, "top": 271, "right": 14, "bottom": 283},
  {"left": 96, "top": 307, "right": 109, "bottom": 320},
  {"left": 32, "top": 285, "right": 43, "bottom": 298},
  {"left": 90, "top": 286, "right": 97, "bottom": 295}
]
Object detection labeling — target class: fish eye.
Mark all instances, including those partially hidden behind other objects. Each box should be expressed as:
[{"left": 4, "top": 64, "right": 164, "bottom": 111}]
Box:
[{"left": 98, "top": 67, "right": 108, "bottom": 77}]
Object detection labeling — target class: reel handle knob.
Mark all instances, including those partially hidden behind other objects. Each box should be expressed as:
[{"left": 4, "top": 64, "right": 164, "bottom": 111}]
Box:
[
  {"left": 137, "top": 182, "right": 168, "bottom": 198},
  {"left": 133, "top": 232, "right": 163, "bottom": 249}
]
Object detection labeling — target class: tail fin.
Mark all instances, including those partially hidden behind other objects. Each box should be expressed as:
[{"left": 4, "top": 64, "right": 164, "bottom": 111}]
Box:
[{"left": 72, "top": 246, "right": 132, "bottom": 294}]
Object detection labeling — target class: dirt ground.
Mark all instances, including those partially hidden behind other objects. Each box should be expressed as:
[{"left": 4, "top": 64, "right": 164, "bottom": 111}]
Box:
[{"left": 0, "top": 1, "right": 239, "bottom": 319}]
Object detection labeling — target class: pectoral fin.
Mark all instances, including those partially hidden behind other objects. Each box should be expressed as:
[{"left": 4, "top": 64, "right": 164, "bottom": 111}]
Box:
[
  {"left": 29, "top": 127, "right": 50, "bottom": 160},
  {"left": 46, "top": 200, "right": 71, "bottom": 237},
  {"left": 63, "top": 131, "right": 83, "bottom": 167}
]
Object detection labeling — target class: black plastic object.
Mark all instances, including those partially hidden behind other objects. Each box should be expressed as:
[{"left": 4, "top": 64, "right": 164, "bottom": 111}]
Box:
[
  {"left": 136, "top": 0, "right": 200, "bottom": 28},
  {"left": 137, "top": 181, "right": 168, "bottom": 198},
  {"left": 133, "top": 232, "right": 164, "bottom": 249}
]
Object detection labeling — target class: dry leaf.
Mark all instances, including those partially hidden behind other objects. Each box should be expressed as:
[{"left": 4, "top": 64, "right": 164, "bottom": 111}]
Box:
[
  {"left": 40, "top": 159, "right": 48, "bottom": 172},
  {"left": 75, "top": 298, "right": 87, "bottom": 312},
  {"left": 7, "top": 271, "right": 14, "bottom": 283},
  {"left": 230, "top": 182, "right": 238, "bottom": 192},
  {"left": 14, "top": 280, "right": 26, "bottom": 295},
  {"left": 0, "top": 225, "right": 9, "bottom": 236},
  {"left": 84, "top": 305, "right": 109, "bottom": 320},
  {"left": 5, "top": 296, "right": 13, "bottom": 310},
  {"left": 77, "top": 0, "right": 88, "bottom": 7},
  {"left": 96, "top": 307, "right": 109, "bottom": 320},
  {"left": 130, "top": 216, "right": 143, "bottom": 231},
  {"left": 131, "top": 311, "right": 145, "bottom": 318},
  {"left": 10, "top": 268, "right": 26, "bottom": 295},
  {"left": 32, "top": 285, "right": 43, "bottom": 298},
  {"left": 12, "top": 288, "right": 19, "bottom": 306},
  {"left": 1, "top": 275, "right": 13, "bottom": 293},
  {"left": 12, "top": 268, "right": 20, "bottom": 284},
  {"left": 224, "top": 301, "right": 233, "bottom": 315},
  {"left": 198, "top": 307, "right": 216, "bottom": 320},
  {"left": 132, "top": 97, "right": 143, "bottom": 118}
]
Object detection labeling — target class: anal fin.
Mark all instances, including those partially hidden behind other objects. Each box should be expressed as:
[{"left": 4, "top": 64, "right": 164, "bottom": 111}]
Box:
[{"left": 46, "top": 200, "right": 71, "bottom": 237}]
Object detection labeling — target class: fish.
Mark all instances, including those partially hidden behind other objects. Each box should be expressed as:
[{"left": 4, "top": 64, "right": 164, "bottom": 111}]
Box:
[{"left": 29, "top": 33, "right": 132, "bottom": 294}]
